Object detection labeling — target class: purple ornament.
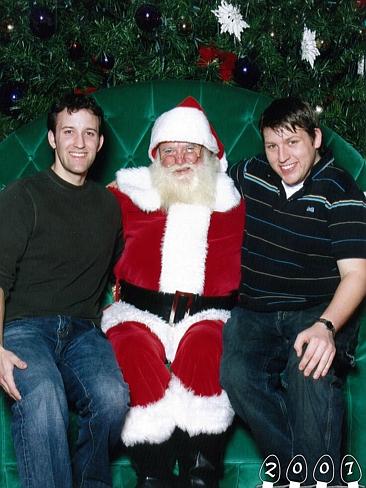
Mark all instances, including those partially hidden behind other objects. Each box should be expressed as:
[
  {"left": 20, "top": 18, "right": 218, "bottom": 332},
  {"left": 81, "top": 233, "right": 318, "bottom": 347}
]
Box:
[
  {"left": 233, "top": 57, "right": 260, "bottom": 89},
  {"left": 135, "top": 4, "right": 162, "bottom": 32},
  {"left": 0, "top": 82, "right": 25, "bottom": 116},
  {"left": 96, "top": 53, "right": 115, "bottom": 71},
  {"left": 29, "top": 6, "right": 56, "bottom": 40}
]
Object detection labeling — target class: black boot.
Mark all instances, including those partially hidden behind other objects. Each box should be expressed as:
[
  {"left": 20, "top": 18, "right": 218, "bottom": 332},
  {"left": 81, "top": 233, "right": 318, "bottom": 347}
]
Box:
[
  {"left": 177, "top": 431, "right": 225, "bottom": 487},
  {"left": 128, "top": 438, "right": 177, "bottom": 488},
  {"left": 136, "top": 477, "right": 172, "bottom": 488}
]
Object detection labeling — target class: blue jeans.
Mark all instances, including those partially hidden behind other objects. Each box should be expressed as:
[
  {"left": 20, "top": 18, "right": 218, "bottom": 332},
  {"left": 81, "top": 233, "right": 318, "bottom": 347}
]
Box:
[
  {"left": 220, "top": 304, "right": 359, "bottom": 485},
  {"left": 4, "top": 316, "right": 130, "bottom": 488}
]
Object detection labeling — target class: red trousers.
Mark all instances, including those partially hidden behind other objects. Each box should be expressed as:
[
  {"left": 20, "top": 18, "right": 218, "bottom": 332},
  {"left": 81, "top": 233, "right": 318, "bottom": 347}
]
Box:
[{"left": 107, "top": 319, "right": 224, "bottom": 407}]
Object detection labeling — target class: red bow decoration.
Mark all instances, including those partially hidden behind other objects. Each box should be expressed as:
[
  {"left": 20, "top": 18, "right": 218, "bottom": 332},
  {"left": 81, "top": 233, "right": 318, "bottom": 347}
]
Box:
[
  {"left": 198, "top": 46, "right": 237, "bottom": 82},
  {"left": 74, "top": 87, "right": 97, "bottom": 95}
]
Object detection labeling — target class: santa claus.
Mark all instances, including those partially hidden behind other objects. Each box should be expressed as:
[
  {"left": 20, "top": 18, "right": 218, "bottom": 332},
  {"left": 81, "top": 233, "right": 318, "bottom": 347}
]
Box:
[{"left": 102, "top": 97, "right": 245, "bottom": 487}]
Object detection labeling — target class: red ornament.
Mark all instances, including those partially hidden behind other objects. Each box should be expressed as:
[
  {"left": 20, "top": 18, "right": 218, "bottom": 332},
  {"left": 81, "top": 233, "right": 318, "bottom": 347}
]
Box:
[
  {"left": 74, "top": 87, "right": 97, "bottom": 95},
  {"left": 197, "top": 46, "right": 237, "bottom": 82},
  {"left": 356, "top": 0, "right": 366, "bottom": 7},
  {"left": 198, "top": 46, "right": 221, "bottom": 66},
  {"left": 219, "top": 52, "right": 237, "bottom": 82}
]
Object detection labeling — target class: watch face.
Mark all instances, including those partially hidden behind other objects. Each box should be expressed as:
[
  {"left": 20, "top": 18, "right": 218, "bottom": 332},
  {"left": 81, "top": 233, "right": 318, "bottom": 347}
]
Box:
[{"left": 318, "top": 318, "right": 335, "bottom": 336}]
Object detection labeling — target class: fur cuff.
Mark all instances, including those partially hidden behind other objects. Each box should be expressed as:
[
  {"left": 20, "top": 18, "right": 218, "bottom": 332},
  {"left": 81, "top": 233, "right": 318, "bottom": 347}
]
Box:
[
  {"left": 121, "top": 387, "right": 176, "bottom": 446},
  {"left": 120, "top": 374, "right": 234, "bottom": 446},
  {"left": 102, "top": 301, "right": 230, "bottom": 362},
  {"left": 169, "top": 375, "right": 234, "bottom": 436}
]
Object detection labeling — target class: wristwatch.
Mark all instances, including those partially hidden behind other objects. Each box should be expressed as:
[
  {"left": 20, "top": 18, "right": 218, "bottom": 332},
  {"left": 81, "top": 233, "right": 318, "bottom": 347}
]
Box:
[{"left": 317, "top": 317, "right": 336, "bottom": 338}]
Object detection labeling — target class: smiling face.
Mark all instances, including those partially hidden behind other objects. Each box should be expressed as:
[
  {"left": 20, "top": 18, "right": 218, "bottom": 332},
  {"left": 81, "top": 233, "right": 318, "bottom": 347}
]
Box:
[
  {"left": 263, "top": 125, "right": 322, "bottom": 186},
  {"left": 151, "top": 144, "right": 219, "bottom": 210},
  {"left": 158, "top": 141, "right": 203, "bottom": 180},
  {"left": 48, "top": 108, "right": 104, "bottom": 186}
]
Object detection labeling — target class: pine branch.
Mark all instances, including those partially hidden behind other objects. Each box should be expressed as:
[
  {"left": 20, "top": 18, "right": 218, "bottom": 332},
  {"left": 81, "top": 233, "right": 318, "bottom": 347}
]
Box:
[{"left": 0, "top": 0, "right": 365, "bottom": 156}]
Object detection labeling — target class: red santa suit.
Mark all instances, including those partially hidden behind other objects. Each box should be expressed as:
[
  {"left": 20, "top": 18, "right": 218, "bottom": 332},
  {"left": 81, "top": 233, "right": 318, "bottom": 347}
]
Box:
[{"left": 101, "top": 97, "right": 245, "bottom": 450}]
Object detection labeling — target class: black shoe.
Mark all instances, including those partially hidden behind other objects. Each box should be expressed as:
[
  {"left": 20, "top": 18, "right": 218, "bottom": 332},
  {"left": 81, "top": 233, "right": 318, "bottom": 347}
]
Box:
[
  {"left": 128, "top": 438, "right": 177, "bottom": 488},
  {"left": 136, "top": 476, "right": 175, "bottom": 488},
  {"left": 176, "top": 431, "right": 225, "bottom": 488}
]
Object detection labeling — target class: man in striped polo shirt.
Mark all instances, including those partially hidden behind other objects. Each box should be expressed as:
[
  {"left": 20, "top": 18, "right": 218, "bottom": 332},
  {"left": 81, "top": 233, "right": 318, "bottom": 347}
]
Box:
[{"left": 221, "top": 97, "right": 366, "bottom": 486}]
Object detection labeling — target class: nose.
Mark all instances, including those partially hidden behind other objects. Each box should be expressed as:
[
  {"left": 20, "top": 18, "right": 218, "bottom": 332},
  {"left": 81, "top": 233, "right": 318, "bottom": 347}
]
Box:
[
  {"left": 174, "top": 151, "right": 186, "bottom": 165},
  {"left": 278, "top": 144, "right": 289, "bottom": 163},
  {"left": 74, "top": 133, "right": 86, "bottom": 148}
]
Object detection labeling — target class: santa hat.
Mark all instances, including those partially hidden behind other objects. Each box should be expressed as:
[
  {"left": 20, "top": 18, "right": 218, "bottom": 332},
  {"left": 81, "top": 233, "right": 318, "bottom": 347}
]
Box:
[{"left": 148, "top": 96, "right": 228, "bottom": 172}]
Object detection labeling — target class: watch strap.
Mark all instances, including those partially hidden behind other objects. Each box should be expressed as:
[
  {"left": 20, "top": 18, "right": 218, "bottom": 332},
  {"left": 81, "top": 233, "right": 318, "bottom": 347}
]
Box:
[{"left": 317, "top": 317, "right": 336, "bottom": 337}]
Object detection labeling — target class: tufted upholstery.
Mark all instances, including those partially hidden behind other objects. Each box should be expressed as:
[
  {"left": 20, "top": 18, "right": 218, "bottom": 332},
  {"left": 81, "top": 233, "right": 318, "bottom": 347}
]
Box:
[{"left": 0, "top": 80, "right": 365, "bottom": 487}]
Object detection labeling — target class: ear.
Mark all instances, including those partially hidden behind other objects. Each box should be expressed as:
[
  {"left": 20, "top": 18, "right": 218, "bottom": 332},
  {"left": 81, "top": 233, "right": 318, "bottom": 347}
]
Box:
[
  {"left": 97, "top": 134, "right": 104, "bottom": 153},
  {"left": 48, "top": 130, "right": 56, "bottom": 150},
  {"left": 313, "top": 127, "right": 322, "bottom": 150}
]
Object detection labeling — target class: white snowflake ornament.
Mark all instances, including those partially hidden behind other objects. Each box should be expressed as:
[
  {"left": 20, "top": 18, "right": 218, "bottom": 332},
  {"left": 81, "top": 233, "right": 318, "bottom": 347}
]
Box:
[
  {"left": 301, "top": 26, "right": 320, "bottom": 69},
  {"left": 212, "top": 1, "right": 249, "bottom": 41}
]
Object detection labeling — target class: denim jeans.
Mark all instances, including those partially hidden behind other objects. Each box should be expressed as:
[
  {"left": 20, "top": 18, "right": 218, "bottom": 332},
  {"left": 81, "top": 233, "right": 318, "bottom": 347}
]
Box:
[
  {"left": 220, "top": 304, "right": 359, "bottom": 485},
  {"left": 4, "top": 316, "right": 130, "bottom": 488}
]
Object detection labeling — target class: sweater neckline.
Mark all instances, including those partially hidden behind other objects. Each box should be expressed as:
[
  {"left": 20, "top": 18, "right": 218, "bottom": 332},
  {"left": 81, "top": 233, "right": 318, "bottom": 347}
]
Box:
[{"left": 46, "top": 167, "right": 91, "bottom": 191}]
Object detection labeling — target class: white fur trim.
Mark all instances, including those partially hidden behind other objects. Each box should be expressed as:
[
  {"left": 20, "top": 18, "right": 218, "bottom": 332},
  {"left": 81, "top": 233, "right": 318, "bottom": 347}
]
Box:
[
  {"left": 169, "top": 375, "right": 235, "bottom": 436},
  {"left": 116, "top": 168, "right": 240, "bottom": 212},
  {"left": 148, "top": 107, "right": 218, "bottom": 163},
  {"left": 101, "top": 301, "right": 171, "bottom": 354},
  {"left": 160, "top": 203, "right": 210, "bottom": 294},
  {"left": 120, "top": 373, "right": 234, "bottom": 445},
  {"left": 121, "top": 388, "right": 177, "bottom": 446},
  {"left": 170, "top": 308, "right": 230, "bottom": 360},
  {"left": 116, "top": 167, "right": 161, "bottom": 211},
  {"left": 214, "top": 173, "right": 240, "bottom": 211},
  {"left": 101, "top": 301, "right": 230, "bottom": 363},
  {"left": 219, "top": 153, "right": 228, "bottom": 173}
]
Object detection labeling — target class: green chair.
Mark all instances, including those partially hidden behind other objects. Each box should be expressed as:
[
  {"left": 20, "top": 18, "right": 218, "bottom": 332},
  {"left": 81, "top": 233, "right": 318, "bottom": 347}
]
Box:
[{"left": 0, "top": 80, "right": 365, "bottom": 488}]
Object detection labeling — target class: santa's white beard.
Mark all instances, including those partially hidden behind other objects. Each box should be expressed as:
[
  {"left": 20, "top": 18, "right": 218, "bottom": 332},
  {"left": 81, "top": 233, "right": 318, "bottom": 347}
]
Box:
[{"left": 150, "top": 151, "right": 219, "bottom": 210}]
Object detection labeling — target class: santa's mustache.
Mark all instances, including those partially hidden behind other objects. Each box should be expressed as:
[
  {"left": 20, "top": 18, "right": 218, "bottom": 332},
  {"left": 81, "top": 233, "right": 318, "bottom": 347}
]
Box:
[{"left": 164, "top": 162, "right": 196, "bottom": 174}]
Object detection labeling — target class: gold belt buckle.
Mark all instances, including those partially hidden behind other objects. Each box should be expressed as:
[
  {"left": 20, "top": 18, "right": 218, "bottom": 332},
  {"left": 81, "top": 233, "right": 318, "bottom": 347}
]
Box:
[{"left": 169, "top": 290, "right": 195, "bottom": 325}]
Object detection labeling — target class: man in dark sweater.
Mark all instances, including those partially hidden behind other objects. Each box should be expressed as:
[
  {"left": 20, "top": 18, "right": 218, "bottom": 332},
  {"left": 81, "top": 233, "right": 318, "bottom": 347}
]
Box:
[
  {"left": 220, "top": 97, "right": 366, "bottom": 486},
  {"left": 0, "top": 93, "right": 129, "bottom": 488}
]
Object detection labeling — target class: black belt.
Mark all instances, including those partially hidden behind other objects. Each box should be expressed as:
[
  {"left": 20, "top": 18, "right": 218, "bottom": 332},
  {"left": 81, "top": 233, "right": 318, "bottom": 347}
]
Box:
[{"left": 119, "top": 281, "right": 238, "bottom": 324}]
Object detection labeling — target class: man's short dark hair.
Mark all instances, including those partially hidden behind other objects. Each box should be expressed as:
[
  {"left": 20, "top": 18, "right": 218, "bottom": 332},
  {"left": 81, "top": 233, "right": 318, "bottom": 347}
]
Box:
[
  {"left": 47, "top": 92, "right": 104, "bottom": 135},
  {"left": 259, "top": 97, "right": 320, "bottom": 142}
]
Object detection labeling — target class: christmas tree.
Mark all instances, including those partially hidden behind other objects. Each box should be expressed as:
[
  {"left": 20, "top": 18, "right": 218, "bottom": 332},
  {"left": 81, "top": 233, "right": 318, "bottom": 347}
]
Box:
[{"left": 0, "top": 0, "right": 365, "bottom": 156}]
